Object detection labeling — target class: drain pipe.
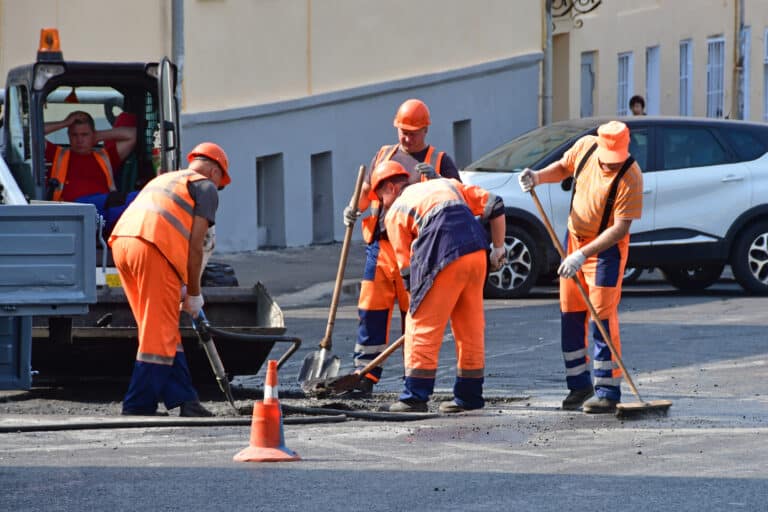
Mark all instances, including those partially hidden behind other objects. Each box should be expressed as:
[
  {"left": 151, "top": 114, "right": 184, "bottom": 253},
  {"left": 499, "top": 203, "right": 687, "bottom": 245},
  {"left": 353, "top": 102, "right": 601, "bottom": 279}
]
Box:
[
  {"left": 542, "top": 0, "right": 553, "bottom": 125},
  {"left": 172, "top": 0, "right": 185, "bottom": 110}
]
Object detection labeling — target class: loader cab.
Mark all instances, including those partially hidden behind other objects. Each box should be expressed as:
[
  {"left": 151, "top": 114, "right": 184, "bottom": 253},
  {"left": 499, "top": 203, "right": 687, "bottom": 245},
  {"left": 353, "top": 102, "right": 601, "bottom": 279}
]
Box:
[{"left": 1, "top": 29, "right": 180, "bottom": 204}]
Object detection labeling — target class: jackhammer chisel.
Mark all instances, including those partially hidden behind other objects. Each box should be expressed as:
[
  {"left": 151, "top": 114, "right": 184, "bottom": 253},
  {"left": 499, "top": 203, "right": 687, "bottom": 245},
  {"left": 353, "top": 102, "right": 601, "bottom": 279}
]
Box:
[{"left": 191, "top": 309, "right": 239, "bottom": 413}]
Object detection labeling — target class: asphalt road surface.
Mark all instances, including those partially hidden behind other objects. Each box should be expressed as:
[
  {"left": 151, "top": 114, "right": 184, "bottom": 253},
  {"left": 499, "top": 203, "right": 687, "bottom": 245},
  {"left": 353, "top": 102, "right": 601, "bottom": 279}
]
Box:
[{"left": 1, "top": 262, "right": 766, "bottom": 511}]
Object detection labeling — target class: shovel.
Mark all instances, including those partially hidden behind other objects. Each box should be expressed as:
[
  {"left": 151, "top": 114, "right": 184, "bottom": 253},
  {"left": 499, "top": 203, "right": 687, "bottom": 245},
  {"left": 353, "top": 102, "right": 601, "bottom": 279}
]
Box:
[
  {"left": 298, "top": 164, "right": 367, "bottom": 383},
  {"left": 302, "top": 335, "right": 405, "bottom": 397},
  {"left": 191, "top": 308, "right": 239, "bottom": 414},
  {"left": 528, "top": 188, "right": 671, "bottom": 418}
]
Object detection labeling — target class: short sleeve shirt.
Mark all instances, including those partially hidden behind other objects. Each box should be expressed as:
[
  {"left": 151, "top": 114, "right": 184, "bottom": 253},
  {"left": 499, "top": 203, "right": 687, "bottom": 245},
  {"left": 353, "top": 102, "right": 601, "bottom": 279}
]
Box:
[
  {"left": 187, "top": 179, "right": 218, "bottom": 226},
  {"left": 560, "top": 135, "right": 643, "bottom": 239},
  {"left": 45, "top": 141, "right": 122, "bottom": 201}
]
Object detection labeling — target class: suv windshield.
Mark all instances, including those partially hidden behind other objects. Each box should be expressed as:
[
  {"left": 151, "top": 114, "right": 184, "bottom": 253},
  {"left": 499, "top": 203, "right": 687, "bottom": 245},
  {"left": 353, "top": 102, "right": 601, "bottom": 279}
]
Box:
[{"left": 464, "top": 121, "right": 594, "bottom": 172}]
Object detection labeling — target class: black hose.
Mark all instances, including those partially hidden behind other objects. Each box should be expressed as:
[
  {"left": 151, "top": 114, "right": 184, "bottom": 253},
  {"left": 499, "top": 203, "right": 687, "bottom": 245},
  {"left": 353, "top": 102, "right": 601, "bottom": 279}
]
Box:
[
  {"left": 281, "top": 404, "right": 439, "bottom": 422},
  {"left": 0, "top": 414, "right": 346, "bottom": 433}
]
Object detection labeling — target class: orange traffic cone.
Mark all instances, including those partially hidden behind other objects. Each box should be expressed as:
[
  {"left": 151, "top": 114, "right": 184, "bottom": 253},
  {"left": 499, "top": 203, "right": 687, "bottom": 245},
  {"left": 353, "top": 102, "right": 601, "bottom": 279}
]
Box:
[{"left": 233, "top": 360, "right": 300, "bottom": 462}]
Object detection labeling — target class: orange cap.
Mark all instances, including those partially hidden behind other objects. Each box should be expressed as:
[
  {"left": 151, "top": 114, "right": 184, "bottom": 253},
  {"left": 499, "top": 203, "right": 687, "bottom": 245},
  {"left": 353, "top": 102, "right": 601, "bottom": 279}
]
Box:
[
  {"left": 596, "top": 121, "right": 630, "bottom": 164},
  {"left": 187, "top": 142, "right": 231, "bottom": 187},
  {"left": 393, "top": 99, "right": 431, "bottom": 130},
  {"left": 368, "top": 160, "right": 410, "bottom": 200}
]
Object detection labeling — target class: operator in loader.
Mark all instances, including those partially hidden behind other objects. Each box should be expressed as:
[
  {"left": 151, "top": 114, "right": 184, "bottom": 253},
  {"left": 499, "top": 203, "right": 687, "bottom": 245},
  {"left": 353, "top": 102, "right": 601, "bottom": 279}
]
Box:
[
  {"left": 371, "top": 160, "right": 505, "bottom": 413},
  {"left": 108, "top": 142, "right": 231, "bottom": 417},
  {"left": 44, "top": 110, "right": 138, "bottom": 233},
  {"left": 342, "top": 98, "right": 462, "bottom": 397},
  {"left": 518, "top": 121, "right": 643, "bottom": 414}
]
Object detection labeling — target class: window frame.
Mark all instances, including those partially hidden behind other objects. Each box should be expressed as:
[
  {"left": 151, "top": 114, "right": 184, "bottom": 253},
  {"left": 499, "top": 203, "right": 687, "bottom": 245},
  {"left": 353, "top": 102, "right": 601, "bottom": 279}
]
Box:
[
  {"left": 617, "top": 51, "right": 634, "bottom": 116},
  {"left": 679, "top": 39, "right": 693, "bottom": 116},
  {"left": 706, "top": 36, "right": 726, "bottom": 118}
]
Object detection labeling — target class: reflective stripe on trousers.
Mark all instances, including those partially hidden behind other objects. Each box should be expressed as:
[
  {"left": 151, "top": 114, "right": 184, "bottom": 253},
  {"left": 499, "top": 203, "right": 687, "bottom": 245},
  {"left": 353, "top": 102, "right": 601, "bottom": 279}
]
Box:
[
  {"left": 559, "top": 231, "right": 627, "bottom": 401},
  {"left": 401, "top": 250, "right": 486, "bottom": 409},
  {"left": 354, "top": 239, "right": 409, "bottom": 379}
]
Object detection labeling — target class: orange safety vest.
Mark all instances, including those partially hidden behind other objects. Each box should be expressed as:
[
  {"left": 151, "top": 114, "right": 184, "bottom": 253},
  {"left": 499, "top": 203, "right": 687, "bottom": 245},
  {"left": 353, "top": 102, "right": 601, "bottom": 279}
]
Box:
[
  {"left": 109, "top": 170, "right": 208, "bottom": 283},
  {"left": 361, "top": 144, "right": 444, "bottom": 244},
  {"left": 49, "top": 146, "right": 116, "bottom": 201}
]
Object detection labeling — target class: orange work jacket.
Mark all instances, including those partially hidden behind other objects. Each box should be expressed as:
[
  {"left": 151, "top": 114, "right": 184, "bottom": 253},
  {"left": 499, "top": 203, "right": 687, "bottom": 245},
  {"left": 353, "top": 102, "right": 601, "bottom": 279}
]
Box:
[
  {"left": 361, "top": 144, "right": 444, "bottom": 244},
  {"left": 49, "top": 147, "right": 116, "bottom": 201},
  {"left": 109, "top": 170, "right": 208, "bottom": 283}
]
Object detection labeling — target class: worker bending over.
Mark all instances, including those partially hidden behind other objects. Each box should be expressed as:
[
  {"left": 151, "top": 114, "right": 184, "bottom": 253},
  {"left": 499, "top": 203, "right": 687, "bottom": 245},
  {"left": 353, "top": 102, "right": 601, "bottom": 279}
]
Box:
[
  {"left": 342, "top": 98, "right": 462, "bottom": 397},
  {"left": 371, "top": 160, "right": 505, "bottom": 413},
  {"left": 109, "top": 142, "right": 231, "bottom": 417},
  {"left": 518, "top": 121, "right": 643, "bottom": 414}
]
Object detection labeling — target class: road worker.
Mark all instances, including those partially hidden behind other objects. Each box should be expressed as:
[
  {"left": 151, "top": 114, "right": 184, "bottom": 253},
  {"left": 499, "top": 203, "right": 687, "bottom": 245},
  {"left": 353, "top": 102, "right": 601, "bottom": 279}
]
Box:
[
  {"left": 342, "top": 99, "right": 462, "bottom": 396},
  {"left": 109, "top": 142, "right": 231, "bottom": 417},
  {"left": 518, "top": 121, "right": 643, "bottom": 414},
  {"left": 370, "top": 161, "right": 506, "bottom": 413}
]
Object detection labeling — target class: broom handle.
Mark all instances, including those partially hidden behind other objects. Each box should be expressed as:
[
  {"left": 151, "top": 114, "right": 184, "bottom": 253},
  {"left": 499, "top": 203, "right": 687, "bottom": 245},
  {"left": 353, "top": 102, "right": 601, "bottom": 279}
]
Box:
[{"left": 529, "top": 189, "right": 644, "bottom": 402}]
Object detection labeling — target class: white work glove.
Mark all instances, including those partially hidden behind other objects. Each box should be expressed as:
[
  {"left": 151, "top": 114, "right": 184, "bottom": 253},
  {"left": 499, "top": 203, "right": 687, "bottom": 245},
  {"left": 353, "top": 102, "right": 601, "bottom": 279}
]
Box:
[
  {"left": 182, "top": 294, "right": 204, "bottom": 318},
  {"left": 415, "top": 162, "right": 438, "bottom": 180},
  {"left": 343, "top": 205, "right": 361, "bottom": 227},
  {"left": 558, "top": 250, "right": 586, "bottom": 279},
  {"left": 489, "top": 246, "right": 506, "bottom": 271},
  {"left": 518, "top": 168, "right": 538, "bottom": 193}
]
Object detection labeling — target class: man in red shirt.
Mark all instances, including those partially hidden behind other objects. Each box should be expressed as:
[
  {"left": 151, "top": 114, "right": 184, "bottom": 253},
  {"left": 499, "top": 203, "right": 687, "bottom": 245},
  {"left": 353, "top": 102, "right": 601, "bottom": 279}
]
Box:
[{"left": 44, "top": 110, "right": 136, "bottom": 201}]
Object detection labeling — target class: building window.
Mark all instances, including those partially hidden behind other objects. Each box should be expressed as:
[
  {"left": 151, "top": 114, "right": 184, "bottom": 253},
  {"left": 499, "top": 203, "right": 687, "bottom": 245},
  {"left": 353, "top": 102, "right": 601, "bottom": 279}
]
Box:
[
  {"left": 646, "top": 46, "right": 660, "bottom": 115},
  {"left": 763, "top": 29, "right": 768, "bottom": 121},
  {"left": 706, "top": 37, "right": 725, "bottom": 118},
  {"left": 740, "top": 26, "right": 751, "bottom": 119},
  {"left": 617, "top": 52, "right": 634, "bottom": 115},
  {"left": 679, "top": 39, "right": 693, "bottom": 116},
  {"left": 580, "top": 51, "right": 596, "bottom": 117}
]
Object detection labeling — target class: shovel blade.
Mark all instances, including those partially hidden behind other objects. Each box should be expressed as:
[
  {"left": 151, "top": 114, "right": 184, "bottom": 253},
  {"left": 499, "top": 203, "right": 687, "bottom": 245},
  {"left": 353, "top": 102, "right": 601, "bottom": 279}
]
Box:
[
  {"left": 297, "top": 350, "right": 341, "bottom": 383},
  {"left": 301, "top": 372, "right": 361, "bottom": 397}
]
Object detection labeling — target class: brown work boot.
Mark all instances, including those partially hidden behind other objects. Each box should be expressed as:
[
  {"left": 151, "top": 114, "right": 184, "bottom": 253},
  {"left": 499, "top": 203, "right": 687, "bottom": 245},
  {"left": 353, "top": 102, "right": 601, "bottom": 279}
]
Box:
[
  {"left": 179, "top": 400, "right": 214, "bottom": 417},
  {"left": 439, "top": 400, "right": 483, "bottom": 414},
  {"left": 561, "top": 386, "right": 595, "bottom": 410},
  {"left": 582, "top": 397, "right": 618, "bottom": 414},
  {"left": 389, "top": 399, "right": 428, "bottom": 413}
]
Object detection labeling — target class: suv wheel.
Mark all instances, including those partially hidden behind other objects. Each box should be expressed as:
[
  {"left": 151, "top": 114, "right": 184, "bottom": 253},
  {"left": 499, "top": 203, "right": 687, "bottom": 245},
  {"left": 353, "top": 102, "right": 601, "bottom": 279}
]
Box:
[
  {"left": 659, "top": 264, "right": 724, "bottom": 291},
  {"left": 731, "top": 221, "right": 768, "bottom": 295},
  {"left": 484, "top": 225, "right": 537, "bottom": 298}
]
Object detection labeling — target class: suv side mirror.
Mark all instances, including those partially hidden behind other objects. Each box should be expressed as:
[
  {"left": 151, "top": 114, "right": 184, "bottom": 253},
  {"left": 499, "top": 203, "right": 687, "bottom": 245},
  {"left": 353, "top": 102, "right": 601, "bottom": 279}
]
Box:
[{"left": 561, "top": 177, "right": 573, "bottom": 191}]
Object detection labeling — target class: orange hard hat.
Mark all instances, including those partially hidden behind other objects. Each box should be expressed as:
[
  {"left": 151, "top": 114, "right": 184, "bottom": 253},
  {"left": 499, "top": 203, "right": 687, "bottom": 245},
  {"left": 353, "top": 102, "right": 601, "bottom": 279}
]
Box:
[
  {"left": 187, "top": 142, "right": 231, "bottom": 187},
  {"left": 368, "top": 160, "right": 410, "bottom": 200},
  {"left": 393, "top": 99, "right": 431, "bottom": 130}
]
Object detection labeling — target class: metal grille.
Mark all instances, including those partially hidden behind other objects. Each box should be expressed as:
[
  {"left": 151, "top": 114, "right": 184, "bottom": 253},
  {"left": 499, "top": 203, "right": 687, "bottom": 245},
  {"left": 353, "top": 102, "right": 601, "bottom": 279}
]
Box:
[
  {"left": 706, "top": 37, "right": 725, "bottom": 118},
  {"left": 617, "top": 52, "right": 633, "bottom": 116}
]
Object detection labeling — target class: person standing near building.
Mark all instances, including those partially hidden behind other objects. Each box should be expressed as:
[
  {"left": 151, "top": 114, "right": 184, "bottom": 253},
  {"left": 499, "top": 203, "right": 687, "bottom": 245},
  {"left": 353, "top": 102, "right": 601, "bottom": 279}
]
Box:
[
  {"left": 109, "top": 142, "right": 231, "bottom": 417},
  {"left": 629, "top": 95, "right": 646, "bottom": 116},
  {"left": 342, "top": 99, "right": 462, "bottom": 396},
  {"left": 368, "top": 161, "right": 505, "bottom": 412},
  {"left": 518, "top": 121, "right": 643, "bottom": 414}
]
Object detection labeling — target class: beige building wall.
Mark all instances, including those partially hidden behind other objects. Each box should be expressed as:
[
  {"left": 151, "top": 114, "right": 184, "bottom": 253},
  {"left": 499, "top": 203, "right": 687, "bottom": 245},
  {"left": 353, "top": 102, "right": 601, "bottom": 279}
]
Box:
[
  {"left": 554, "top": 0, "right": 768, "bottom": 121},
  {"left": 1, "top": 0, "right": 543, "bottom": 114}
]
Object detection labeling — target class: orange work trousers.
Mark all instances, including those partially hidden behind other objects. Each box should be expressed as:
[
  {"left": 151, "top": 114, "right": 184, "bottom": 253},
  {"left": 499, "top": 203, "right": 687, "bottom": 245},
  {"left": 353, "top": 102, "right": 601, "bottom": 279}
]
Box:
[
  {"left": 401, "top": 249, "right": 486, "bottom": 408},
  {"left": 560, "top": 231, "right": 628, "bottom": 401}
]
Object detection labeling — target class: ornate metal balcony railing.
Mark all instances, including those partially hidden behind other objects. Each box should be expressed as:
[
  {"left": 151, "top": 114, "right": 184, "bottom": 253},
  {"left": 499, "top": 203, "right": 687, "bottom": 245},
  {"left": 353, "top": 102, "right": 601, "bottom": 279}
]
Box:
[{"left": 552, "top": 0, "right": 602, "bottom": 28}]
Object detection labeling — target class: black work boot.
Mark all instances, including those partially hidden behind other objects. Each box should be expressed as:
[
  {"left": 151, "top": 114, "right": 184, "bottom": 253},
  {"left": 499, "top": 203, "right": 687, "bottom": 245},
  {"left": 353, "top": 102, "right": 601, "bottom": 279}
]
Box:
[
  {"left": 180, "top": 400, "right": 214, "bottom": 417},
  {"left": 561, "top": 386, "right": 595, "bottom": 410},
  {"left": 389, "top": 399, "right": 428, "bottom": 413},
  {"left": 582, "top": 397, "right": 619, "bottom": 414}
]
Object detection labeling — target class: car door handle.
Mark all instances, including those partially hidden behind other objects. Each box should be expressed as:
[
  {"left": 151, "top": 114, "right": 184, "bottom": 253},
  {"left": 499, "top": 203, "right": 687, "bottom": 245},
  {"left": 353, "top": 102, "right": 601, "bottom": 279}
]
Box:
[
  {"left": 721, "top": 175, "right": 744, "bottom": 183},
  {"left": 643, "top": 188, "right": 653, "bottom": 194}
]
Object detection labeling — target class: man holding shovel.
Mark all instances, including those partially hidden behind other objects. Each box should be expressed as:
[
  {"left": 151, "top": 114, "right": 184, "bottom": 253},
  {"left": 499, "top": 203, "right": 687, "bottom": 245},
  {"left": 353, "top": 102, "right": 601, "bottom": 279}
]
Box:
[
  {"left": 371, "top": 161, "right": 505, "bottom": 413},
  {"left": 518, "top": 121, "right": 643, "bottom": 414},
  {"left": 342, "top": 99, "right": 461, "bottom": 396}
]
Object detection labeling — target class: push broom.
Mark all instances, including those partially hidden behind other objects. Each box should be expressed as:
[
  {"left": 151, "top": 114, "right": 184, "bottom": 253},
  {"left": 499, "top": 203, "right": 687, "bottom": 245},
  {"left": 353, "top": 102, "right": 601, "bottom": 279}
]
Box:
[{"left": 529, "top": 188, "right": 671, "bottom": 418}]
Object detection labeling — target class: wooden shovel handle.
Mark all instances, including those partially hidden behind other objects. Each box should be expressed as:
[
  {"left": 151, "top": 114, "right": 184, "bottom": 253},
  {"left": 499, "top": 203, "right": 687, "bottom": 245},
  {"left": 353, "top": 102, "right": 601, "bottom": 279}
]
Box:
[
  {"left": 357, "top": 335, "right": 405, "bottom": 376},
  {"left": 319, "top": 164, "right": 367, "bottom": 350},
  {"left": 529, "top": 188, "right": 644, "bottom": 402}
]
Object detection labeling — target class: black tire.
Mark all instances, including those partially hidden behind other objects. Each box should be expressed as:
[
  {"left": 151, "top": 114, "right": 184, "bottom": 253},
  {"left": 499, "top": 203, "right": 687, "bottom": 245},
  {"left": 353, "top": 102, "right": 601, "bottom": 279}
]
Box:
[
  {"left": 202, "top": 262, "right": 239, "bottom": 287},
  {"left": 484, "top": 225, "right": 538, "bottom": 299},
  {"left": 659, "top": 264, "right": 724, "bottom": 291},
  {"left": 622, "top": 266, "right": 643, "bottom": 285},
  {"left": 730, "top": 221, "right": 768, "bottom": 295}
]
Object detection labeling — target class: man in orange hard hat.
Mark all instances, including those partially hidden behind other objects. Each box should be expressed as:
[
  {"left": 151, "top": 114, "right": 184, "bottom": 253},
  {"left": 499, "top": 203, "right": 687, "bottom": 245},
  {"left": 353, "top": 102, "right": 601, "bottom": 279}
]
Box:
[
  {"left": 368, "top": 160, "right": 505, "bottom": 412},
  {"left": 518, "top": 121, "right": 643, "bottom": 414},
  {"left": 109, "top": 142, "right": 232, "bottom": 417},
  {"left": 342, "top": 98, "right": 463, "bottom": 397}
]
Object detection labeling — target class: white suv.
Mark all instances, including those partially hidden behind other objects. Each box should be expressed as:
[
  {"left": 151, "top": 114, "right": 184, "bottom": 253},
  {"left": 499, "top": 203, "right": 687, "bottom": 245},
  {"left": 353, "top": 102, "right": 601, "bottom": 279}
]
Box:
[{"left": 461, "top": 116, "right": 768, "bottom": 298}]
